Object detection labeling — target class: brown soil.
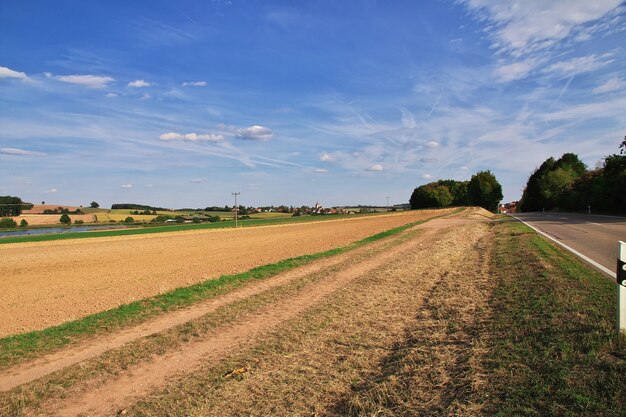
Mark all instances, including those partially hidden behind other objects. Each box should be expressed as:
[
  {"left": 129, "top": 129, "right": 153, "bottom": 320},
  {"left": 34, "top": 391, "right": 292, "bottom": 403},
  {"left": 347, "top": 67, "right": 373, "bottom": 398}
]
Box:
[
  {"left": 0, "top": 209, "right": 452, "bottom": 337},
  {"left": 0, "top": 207, "right": 495, "bottom": 417}
]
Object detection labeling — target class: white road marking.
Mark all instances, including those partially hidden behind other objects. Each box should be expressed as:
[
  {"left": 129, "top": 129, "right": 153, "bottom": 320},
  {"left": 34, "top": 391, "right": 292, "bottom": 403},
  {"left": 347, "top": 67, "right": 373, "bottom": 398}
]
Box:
[
  {"left": 587, "top": 222, "right": 602, "bottom": 226},
  {"left": 512, "top": 215, "right": 615, "bottom": 278},
  {"left": 560, "top": 217, "right": 568, "bottom": 220}
]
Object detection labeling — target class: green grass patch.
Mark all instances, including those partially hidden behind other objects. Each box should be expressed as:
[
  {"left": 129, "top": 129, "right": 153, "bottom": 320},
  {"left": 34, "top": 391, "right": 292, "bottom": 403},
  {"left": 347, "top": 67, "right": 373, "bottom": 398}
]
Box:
[
  {"left": 0, "top": 210, "right": 452, "bottom": 368},
  {"left": 485, "top": 220, "right": 626, "bottom": 416}
]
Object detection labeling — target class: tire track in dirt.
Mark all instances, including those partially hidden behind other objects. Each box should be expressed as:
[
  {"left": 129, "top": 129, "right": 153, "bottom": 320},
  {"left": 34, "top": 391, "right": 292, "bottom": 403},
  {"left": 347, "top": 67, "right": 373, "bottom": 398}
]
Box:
[
  {"left": 29, "top": 222, "right": 451, "bottom": 417},
  {"left": 0, "top": 228, "right": 407, "bottom": 392}
]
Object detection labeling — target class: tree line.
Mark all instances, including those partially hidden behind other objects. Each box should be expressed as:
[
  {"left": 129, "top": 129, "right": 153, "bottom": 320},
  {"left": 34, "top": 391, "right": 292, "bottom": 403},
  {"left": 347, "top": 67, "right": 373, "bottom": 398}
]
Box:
[
  {"left": 519, "top": 138, "right": 625, "bottom": 213},
  {"left": 0, "top": 196, "right": 32, "bottom": 217},
  {"left": 410, "top": 170, "right": 503, "bottom": 212}
]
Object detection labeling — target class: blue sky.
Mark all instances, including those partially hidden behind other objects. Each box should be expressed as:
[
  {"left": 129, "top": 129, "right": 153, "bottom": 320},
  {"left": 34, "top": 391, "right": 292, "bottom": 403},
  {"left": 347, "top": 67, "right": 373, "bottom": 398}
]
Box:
[{"left": 1, "top": 0, "right": 625, "bottom": 208}]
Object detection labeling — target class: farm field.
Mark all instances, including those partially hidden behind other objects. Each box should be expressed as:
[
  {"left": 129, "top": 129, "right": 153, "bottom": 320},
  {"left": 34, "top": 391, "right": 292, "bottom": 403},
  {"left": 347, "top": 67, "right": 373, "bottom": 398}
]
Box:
[
  {"left": 0, "top": 209, "right": 452, "bottom": 337},
  {"left": 12, "top": 214, "right": 95, "bottom": 225},
  {"left": 1, "top": 207, "right": 622, "bottom": 416}
]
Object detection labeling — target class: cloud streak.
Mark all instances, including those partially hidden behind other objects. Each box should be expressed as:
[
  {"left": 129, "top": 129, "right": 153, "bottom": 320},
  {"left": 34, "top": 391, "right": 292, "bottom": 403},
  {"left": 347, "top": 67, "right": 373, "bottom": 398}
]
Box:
[
  {"left": 0, "top": 66, "right": 30, "bottom": 81},
  {"left": 46, "top": 72, "right": 115, "bottom": 88},
  {"left": 159, "top": 132, "right": 225, "bottom": 142}
]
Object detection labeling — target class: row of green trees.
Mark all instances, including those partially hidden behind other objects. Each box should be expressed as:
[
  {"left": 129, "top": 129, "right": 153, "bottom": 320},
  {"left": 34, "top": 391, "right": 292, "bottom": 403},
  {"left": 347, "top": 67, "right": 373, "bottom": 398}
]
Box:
[
  {"left": 0, "top": 196, "right": 32, "bottom": 216},
  {"left": 519, "top": 139, "right": 626, "bottom": 213},
  {"left": 410, "top": 170, "right": 503, "bottom": 212}
]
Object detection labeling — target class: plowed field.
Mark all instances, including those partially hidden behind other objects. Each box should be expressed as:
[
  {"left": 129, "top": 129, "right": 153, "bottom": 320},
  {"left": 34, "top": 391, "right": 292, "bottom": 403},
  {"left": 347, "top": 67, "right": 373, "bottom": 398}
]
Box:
[{"left": 0, "top": 209, "right": 452, "bottom": 337}]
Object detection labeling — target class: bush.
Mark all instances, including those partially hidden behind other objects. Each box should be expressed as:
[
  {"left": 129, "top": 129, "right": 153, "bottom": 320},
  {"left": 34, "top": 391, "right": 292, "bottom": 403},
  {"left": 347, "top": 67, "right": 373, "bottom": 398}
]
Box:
[
  {"left": 19, "top": 219, "right": 28, "bottom": 227},
  {"left": 59, "top": 214, "right": 71, "bottom": 225},
  {"left": 74, "top": 220, "right": 84, "bottom": 225},
  {"left": 124, "top": 216, "right": 135, "bottom": 223},
  {"left": 0, "top": 217, "right": 17, "bottom": 228}
]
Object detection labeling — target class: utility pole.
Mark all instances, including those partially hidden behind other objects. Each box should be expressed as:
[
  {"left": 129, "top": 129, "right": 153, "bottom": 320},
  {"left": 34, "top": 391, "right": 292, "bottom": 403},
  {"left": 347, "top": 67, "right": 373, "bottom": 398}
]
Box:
[
  {"left": 232, "top": 192, "right": 240, "bottom": 227},
  {"left": 386, "top": 196, "right": 390, "bottom": 209}
]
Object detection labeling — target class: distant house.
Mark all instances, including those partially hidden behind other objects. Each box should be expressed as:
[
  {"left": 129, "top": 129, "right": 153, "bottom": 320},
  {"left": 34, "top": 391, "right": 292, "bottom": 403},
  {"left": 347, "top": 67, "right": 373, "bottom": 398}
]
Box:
[{"left": 499, "top": 201, "right": 518, "bottom": 213}]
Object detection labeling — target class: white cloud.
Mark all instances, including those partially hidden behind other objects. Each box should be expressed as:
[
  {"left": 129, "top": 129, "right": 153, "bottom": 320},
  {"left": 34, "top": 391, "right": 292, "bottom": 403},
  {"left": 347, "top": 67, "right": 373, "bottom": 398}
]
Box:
[
  {"left": 0, "top": 147, "right": 44, "bottom": 156},
  {"left": 182, "top": 81, "right": 207, "bottom": 87},
  {"left": 422, "top": 173, "right": 432, "bottom": 179},
  {"left": 314, "top": 168, "right": 328, "bottom": 173},
  {"left": 159, "top": 132, "right": 225, "bottom": 142},
  {"left": 320, "top": 153, "right": 334, "bottom": 162},
  {"left": 191, "top": 178, "right": 206, "bottom": 183},
  {"left": 366, "top": 164, "right": 384, "bottom": 172},
  {"left": 44, "top": 188, "right": 57, "bottom": 194},
  {"left": 543, "top": 53, "right": 614, "bottom": 77},
  {"left": 494, "top": 58, "right": 539, "bottom": 82},
  {"left": 425, "top": 141, "right": 440, "bottom": 148},
  {"left": 461, "top": 0, "right": 623, "bottom": 57},
  {"left": 0, "top": 66, "right": 30, "bottom": 81},
  {"left": 128, "top": 79, "right": 151, "bottom": 88},
  {"left": 121, "top": 184, "right": 132, "bottom": 188},
  {"left": 140, "top": 93, "right": 152, "bottom": 100},
  {"left": 236, "top": 125, "right": 274, "bottom": 141},
  {"left": 54, "top": 74, "right": 115, "bottom": 88},
  {"left": 592, "top": 76, "right": 626, "bottom": 94}
]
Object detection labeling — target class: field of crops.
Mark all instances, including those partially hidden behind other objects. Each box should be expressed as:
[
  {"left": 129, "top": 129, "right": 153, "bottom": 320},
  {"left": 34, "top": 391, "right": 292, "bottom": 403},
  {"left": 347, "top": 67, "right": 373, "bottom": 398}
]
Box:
[{"left": 0, "top": 209, "right": 451, "bottom": 336}]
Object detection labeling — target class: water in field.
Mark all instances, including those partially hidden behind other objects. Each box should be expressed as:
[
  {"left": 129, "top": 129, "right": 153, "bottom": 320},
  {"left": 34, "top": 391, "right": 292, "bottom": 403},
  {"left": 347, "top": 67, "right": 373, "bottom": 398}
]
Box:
[{"left": 0, "top": 225, "right": 128, "bottom": 238}]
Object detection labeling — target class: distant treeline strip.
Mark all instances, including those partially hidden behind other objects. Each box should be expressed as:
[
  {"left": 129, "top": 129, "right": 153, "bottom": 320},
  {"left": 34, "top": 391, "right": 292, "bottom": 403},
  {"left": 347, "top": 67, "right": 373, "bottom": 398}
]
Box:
[{"left": 111, "top": 203, "right": 170, "bottom": 211}]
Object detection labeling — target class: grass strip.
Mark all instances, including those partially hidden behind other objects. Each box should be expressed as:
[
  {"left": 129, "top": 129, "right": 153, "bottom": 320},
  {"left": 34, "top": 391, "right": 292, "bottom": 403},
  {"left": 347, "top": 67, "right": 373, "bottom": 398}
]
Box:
[
  {"left": 486, "top": 220, "right": 626, "bottom": 416},
  {"left": 0, "top": 210, "right": 455, "bottom": 368},
  {"left": 0, "top": 212, "right": 388, "bottom": 245}
]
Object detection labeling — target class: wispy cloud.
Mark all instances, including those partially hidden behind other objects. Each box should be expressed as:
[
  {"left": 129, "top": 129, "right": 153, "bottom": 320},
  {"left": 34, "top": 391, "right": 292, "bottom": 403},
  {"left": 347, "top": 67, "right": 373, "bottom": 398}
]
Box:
[
  {"left": 494, "top": 58, "right": 539, "bottom": 82},
  {"left": 128, "top": 79, "right": 151, "bottom": 88},
  {"left": 366, "top": 164, "right": 384, "bottom": 172},
  {"left": 121, "top": 184, "right": 132, "bottom": 188},
  {"left": 314, "top": 168, "right": 328, "bottom": 173},
  {"left": 159, "top": 132, "right": 224, "bottom": 142},
  {"left": 182, "top": 81, "right": 207, "bottom": 87},
  {"left": 399, "top": 107, "right": 416, "bottom": 128},
  {"left": 0, "top": 147, "right": 45, "bottom": 156},
  {"left": 235, "top": 125, "right": 274, "bottom": 141},
  {"left": 319, "top": 153, "right": 333, "bottom": 162},
  {"left": 592, "top": 76, "right": 626, "bottom": 94},
  {"left": 46, "top": 72, "right": 115, "bottom": 88},
  {"left": 461, "top": 0, "right": 623, "bottom": 57},
  {"left": 0, "top": 66, "right": 30, "bottom": 81},
  {"left": 543, "top": 53, "right": 614, "bottom": 78}
]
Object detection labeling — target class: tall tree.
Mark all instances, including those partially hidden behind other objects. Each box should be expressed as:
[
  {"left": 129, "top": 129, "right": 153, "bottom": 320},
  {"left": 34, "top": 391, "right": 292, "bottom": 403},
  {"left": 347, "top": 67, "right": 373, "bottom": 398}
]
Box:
[{"left": 468, "top": 170, "right": 503, "bottom": 212}]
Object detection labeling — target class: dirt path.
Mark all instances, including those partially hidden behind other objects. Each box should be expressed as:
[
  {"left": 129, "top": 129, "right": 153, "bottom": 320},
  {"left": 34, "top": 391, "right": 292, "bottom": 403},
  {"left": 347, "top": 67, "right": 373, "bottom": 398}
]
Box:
[{"left": 0, "top": 209, "right": 451, "bottom": 336}]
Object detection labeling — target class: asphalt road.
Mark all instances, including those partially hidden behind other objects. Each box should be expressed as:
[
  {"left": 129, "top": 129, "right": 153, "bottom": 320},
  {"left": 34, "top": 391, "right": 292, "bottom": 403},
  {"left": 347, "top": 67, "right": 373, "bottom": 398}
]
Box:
[{"left": 513, "top": 212, "right": 626, "bottom": 277}]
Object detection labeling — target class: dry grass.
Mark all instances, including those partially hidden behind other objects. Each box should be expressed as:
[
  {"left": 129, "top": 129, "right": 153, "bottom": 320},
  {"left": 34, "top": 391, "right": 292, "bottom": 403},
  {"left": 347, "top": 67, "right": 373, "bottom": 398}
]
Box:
[{"left": 127, "top": 223, "right": 492, "bottom": 416}]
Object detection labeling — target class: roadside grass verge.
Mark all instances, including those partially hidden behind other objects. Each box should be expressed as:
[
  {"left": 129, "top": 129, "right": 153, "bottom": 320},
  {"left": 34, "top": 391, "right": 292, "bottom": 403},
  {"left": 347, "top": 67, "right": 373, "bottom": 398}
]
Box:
[
  {"left": 0, "top": 211, "right": 393, "bottom": 245},
  {"left": 486, "top": 220, "right": 626, "bottom": 416},
  {"left": 0, "top": 209, "right": 457, "bottom": 369}
]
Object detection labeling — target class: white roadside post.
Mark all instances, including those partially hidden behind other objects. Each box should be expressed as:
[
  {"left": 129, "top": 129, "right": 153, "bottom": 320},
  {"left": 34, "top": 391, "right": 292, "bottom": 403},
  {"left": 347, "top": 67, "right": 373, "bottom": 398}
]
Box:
[{"left": 618, "top": 241, "right": 626, "bottom": 334}]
